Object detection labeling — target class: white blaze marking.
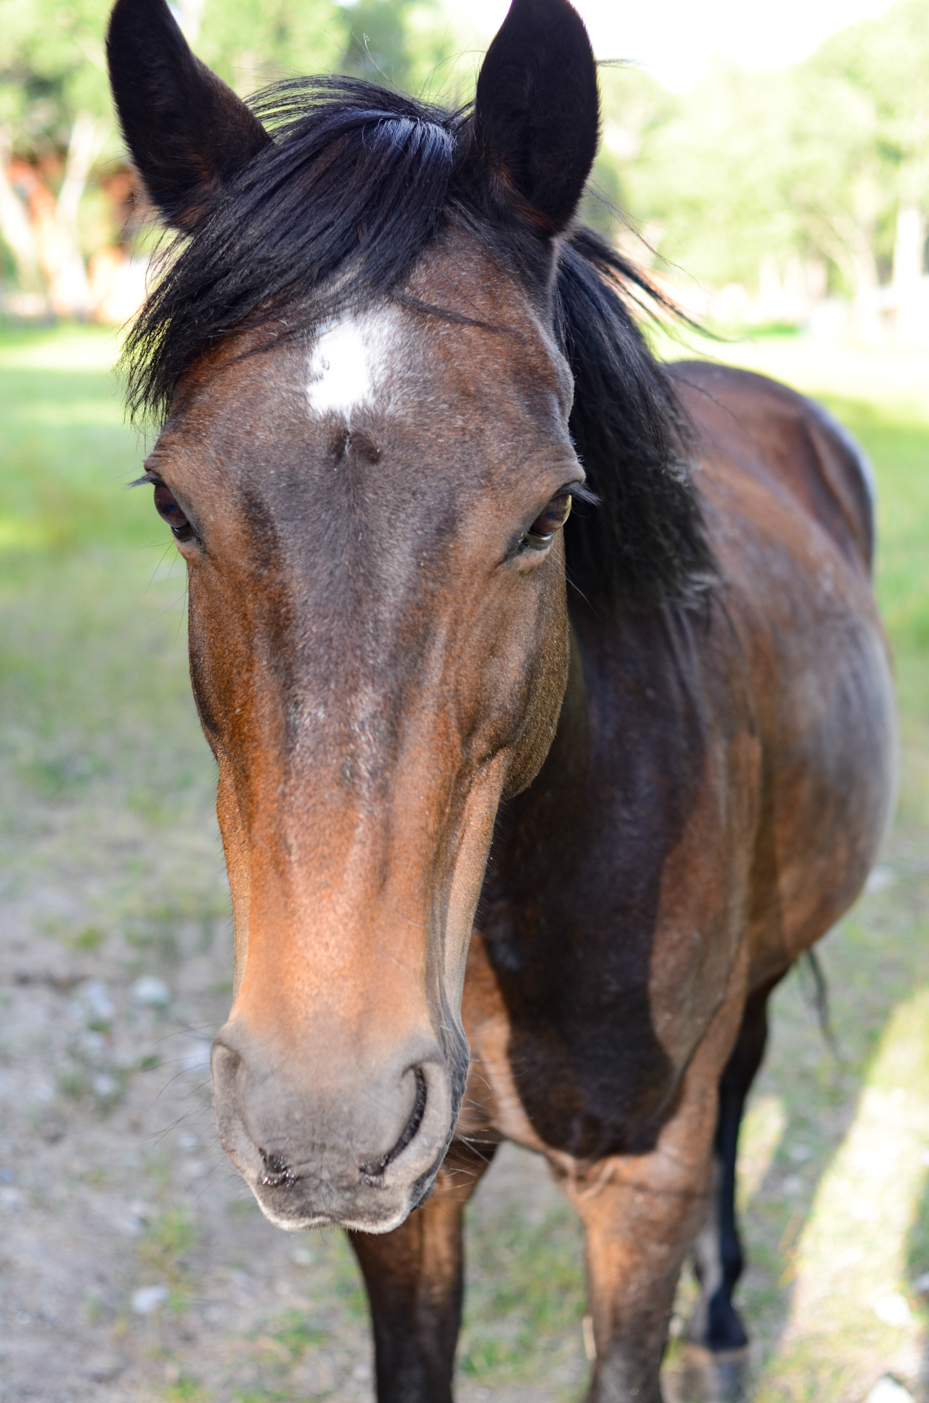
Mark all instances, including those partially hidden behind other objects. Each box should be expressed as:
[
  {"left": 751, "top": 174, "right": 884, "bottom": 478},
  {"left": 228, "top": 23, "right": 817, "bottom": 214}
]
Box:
[{"left": 306, "top": 308, "right": 402, "bottom": 419}]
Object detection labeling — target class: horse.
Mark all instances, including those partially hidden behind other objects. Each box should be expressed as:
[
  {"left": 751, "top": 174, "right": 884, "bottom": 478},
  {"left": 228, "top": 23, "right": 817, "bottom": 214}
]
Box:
[{"left": 106, "top": 0, "right": 896, "bottom": 1397}]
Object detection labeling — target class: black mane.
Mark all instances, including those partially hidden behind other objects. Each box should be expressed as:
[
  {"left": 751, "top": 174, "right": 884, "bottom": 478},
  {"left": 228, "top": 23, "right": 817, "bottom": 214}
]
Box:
[{"left": 124, "top": 76, "right": 713, "bottom": 611}]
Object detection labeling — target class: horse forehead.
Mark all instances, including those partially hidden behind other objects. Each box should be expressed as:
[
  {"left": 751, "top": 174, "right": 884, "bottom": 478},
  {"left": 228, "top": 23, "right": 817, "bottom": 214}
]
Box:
[
  {"left": 303, "top": 273, "right": 571, "bottom": 429},
  {"left": 306, "top": 307, "right": 409, "bottom": 419}
]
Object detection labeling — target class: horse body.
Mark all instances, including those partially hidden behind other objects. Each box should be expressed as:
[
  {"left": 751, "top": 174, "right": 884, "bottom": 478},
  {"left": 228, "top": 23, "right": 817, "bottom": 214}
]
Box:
[
  {"left": 105, "top": 0, "right": 896, "bottom": 1396},
  {"left": 472, "top": 360, "right": 892, "bottom": 1156}
]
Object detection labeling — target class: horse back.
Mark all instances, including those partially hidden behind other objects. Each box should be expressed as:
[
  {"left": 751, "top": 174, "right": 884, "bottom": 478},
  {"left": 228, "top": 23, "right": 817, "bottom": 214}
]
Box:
[{"left": 669, "top": 360, "right": 875, "bottom": 573}]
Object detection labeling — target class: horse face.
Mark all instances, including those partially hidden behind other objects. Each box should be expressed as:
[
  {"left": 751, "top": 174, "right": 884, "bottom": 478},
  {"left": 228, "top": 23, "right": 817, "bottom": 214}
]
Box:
[
  {"left": 145, "top": 243, "right": 582, "bottom": 1229},
  {"left": 108, "top": 0, "right": 598, "bottom": 1230}
]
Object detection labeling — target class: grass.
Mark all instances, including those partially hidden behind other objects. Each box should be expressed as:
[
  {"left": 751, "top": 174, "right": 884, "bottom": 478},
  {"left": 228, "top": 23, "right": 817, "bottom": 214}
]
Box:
[{"left": 1, "top": 321, "right": 927, "bottom": 1401}]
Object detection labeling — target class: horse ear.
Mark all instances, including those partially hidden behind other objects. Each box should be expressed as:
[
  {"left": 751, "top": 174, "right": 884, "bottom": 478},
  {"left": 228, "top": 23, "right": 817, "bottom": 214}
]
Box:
[
  {"left": 467, "top": 0, "right": 599, "bottom": 235},
  {"left": 106, "top": 0, "right": 270, "bottom": 230}
]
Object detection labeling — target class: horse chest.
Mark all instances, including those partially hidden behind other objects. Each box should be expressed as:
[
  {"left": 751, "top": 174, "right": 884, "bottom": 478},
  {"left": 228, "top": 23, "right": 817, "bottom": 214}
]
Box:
[{"left": 465, "top": 615, "right": 758, "bottom": 1161}]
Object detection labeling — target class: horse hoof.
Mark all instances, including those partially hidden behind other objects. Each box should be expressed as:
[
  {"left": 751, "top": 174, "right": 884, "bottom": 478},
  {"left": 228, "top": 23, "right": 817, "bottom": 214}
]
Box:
[{"left": 673, "top": 1343, "right": 751, "bottom": 1403}]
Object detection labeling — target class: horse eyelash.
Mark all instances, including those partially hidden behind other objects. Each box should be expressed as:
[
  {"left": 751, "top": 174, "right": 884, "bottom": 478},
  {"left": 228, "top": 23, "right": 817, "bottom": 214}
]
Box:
[{"left": 569, "top": 480, "right": 599, "bottom": 508}]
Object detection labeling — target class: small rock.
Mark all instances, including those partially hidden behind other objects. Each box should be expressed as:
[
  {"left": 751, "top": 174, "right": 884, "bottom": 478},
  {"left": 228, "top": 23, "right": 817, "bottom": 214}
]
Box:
[
  {"left": 865, "top": 865, "right": 895, "bottom": 894},
  {"left": 0, "top": 1187, "right": 23, "bottom": 1207},
  {"left": 131, "top": 1284, "right": 168, "bottom": 1315},
  {"left": 77, "top": 980, "right": 115, "bottom": 1024},
  {"left": 92, "top": 1073, "right": 118, "bottom": 1099},
  {"left": 131, "top": 976, "right": 171, "bottom": 1009},
  {"left": 874, "top": 1293, "right": 912, "bottom": 1327},
  {"left": 865, "top": 1377, "right": 914, "bottom": 1403},
  {"left": 34, "top": 1107, "right": 66, "bottom": 1144},
  {"left": 82, "top": 1353, "right": 125, "bottom": 1382},
  {"left": 129, "top": 1200, "right": 151, "bottom": 1228}
]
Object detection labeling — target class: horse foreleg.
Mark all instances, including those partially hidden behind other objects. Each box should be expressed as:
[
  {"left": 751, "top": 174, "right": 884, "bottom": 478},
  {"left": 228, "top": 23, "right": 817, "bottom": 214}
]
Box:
[
  {"left": 347, "top": 1137, "right": 497, "bottom": 1403},
  {"left": 686, "top": 971, "right": 784, "bottom": 1355},
  {"left": 565, "top": 963, "right": 747, "bottom": 1403}
]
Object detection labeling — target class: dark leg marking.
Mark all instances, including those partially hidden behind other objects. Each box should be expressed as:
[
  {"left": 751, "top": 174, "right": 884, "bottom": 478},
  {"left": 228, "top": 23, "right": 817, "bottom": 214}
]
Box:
[{"left": 687, "top": 972, "right": 786, "bottom": 1354}]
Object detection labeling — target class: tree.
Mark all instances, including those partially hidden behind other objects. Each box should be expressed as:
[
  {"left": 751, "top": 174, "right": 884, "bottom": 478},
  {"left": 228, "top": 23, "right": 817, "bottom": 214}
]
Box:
[
  {"left": 593, "top": 0, "right": 929, "bottom": 335},
  {"left": 0, "top": 0, "right": 466, "bottom": 316},
  {"left": 338, "top": 0, "right": 465, "bottom": 100},
  {"left": 0, "top": 0, "right": 113, "bottom": 312}
]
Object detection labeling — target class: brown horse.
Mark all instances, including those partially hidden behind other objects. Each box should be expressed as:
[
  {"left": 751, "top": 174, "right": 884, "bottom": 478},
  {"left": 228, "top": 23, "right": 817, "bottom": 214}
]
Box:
[{"left": 107, "top": 0, "right": 896, "bottom": 1397}]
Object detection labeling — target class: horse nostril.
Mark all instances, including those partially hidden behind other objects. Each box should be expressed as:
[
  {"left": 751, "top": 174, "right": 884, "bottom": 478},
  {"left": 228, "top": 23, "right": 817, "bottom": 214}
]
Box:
[
  {"left": 359, "top": 1065, "right": 428, "bottom": 1181},
  {"left": 259, "top": 1148, "right": 294, "bottom": 1188}
]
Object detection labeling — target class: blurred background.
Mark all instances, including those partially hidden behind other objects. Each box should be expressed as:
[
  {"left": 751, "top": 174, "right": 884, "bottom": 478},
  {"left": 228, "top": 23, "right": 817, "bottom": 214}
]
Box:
[
  {"left": 2, "top": 0, "right": 929, "bottom": 335},
  {"left": 1, "top": 1, "right": 928, "bottom": 1400}
]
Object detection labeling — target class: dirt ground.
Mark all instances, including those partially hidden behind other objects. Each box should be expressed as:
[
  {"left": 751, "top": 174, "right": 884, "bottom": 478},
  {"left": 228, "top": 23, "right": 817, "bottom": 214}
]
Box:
[{"left": 0, "top": 825, "right": 587, "bottom": 1403}]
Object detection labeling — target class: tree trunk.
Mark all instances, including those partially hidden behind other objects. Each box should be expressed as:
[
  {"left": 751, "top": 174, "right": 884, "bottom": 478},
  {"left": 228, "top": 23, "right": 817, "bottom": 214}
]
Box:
[{"left": 0, "top": 128, "right": 42, "bottom": 298}]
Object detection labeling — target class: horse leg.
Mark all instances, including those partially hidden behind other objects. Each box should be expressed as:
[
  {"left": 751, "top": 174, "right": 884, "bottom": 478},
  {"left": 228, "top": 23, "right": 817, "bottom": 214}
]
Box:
[
  {"left": 686, "top": 972, "right": 784, "bottom": 1355},
  {"left": 566, "top": 964, "right": 747, "bottom": 1403},
  {"left": 347, "top": 1136, "right": 498, "bottom": 1403}
]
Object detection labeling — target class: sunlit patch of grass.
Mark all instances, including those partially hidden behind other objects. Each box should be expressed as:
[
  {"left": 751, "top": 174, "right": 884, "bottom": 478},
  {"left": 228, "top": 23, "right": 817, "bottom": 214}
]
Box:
[
  {"left": 759, "top": 987, "right": 929, "bottom": 1396},
  {"left": 0, "top": 323, "right": 123, "bottom": 372}
]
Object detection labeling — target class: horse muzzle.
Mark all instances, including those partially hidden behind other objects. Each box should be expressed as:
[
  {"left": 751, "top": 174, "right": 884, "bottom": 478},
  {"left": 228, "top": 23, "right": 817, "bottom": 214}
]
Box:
[{"left": 210, "top": 1026, "right": 456, "bottom": 1232}]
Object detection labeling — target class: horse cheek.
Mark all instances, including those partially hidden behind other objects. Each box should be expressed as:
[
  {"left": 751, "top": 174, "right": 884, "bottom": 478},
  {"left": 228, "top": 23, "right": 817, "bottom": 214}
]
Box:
[{"left": 502, "top": 566, "right": 571, "bottom": 800}]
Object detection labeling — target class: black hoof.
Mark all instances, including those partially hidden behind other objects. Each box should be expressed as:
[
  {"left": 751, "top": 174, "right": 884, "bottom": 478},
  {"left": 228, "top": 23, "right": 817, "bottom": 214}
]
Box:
[
  {"left": 674, "top": 1343, "right": 751, "bottom": 1403},
  {"left": 686, "top": 1287, "right": 749, "bottom": 1353}
]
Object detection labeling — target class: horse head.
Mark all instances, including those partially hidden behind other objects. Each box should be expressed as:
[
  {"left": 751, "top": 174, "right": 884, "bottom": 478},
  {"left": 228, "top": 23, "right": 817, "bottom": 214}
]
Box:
[{"left": 107, "top": 0, "right": 599, "bottom": 1231}]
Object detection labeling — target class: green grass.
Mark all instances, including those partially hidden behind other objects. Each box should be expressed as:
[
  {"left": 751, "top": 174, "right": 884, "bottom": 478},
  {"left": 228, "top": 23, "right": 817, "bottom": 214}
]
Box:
[{"left": 1, "top": 321, "right": 928, "bottom": 1401}]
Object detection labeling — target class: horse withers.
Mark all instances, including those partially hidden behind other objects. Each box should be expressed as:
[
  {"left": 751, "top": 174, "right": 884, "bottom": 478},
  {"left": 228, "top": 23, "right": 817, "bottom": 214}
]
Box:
[{"left": 106, "top": 0, "right": 896, "bottom": 1397}]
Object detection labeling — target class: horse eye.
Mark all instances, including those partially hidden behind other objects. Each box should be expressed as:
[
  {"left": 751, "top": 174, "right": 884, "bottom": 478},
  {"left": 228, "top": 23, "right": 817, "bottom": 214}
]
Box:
[
  {"left": 153, "top": 482, "right": 192, "bottom": 539},
  {"left": 522, "top": 491, "right": 573, "bottom": 551}
]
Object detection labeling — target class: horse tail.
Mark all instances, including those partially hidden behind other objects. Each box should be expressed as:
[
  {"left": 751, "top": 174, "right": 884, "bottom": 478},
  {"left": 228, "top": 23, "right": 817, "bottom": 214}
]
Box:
[{"left": 801, "top": 947, "right": 841, "bottom": 1059}]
